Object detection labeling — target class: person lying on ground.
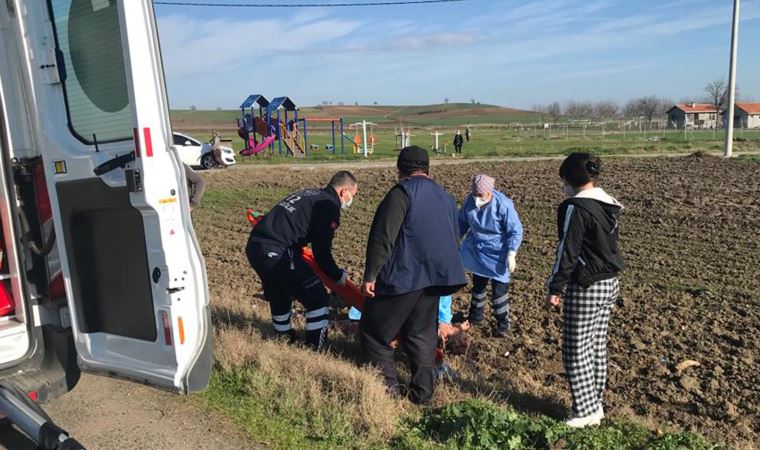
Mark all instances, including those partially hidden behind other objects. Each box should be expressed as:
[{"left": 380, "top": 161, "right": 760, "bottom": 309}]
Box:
[
  {"left": 459, "top": 174, "right": 523, "bottom": 337},
  {"left": 545, "top": 153, "right": 624, "bottom": 429},
  {"left": 359, "top": 146, "right": 467, "bottom": 405},
  {"left": 245, "top": 171, "right": 358, "bottom": 351}
]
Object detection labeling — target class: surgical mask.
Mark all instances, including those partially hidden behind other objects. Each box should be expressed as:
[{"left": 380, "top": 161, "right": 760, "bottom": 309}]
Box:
[
  {"left": 475, "top": 197, "right": 489, "bottom": 208},
  {"left": 342, "top": 191, "right": 354, "bottom": 210},
  {"left": 563, "top": 184, "right": 576, "bottom": 198}
]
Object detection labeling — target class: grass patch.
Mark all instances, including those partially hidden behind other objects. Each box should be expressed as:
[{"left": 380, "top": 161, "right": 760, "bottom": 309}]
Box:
[
  {"left": 402, "top": 399, "right": 721, "bottom": 450},
  {"left": 200, "top": 330, "right": 719, "bottom": 450}
]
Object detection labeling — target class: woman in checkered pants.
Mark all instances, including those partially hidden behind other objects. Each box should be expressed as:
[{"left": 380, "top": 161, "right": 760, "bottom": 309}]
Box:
[{"left": 545, "top": 153, "right": 624, "bottom": 428}]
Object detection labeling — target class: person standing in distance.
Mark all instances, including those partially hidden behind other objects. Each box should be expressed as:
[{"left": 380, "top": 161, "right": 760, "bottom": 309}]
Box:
[
  {"left": 453, "top": 130, "right": 464, "bottom": 155},
  {"left": 246, "top": 171, "right": 358, "bottom": 351},
  {"left": 360, "top": 146, "right": 467, "bottom": 404},
  {"left": 545, "top": 153, "right": 624, "bottom": 428}
]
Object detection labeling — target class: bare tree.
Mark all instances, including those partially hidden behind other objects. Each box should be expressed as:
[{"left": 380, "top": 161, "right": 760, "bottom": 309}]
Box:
[
  {"left": 470, "top": 98, "right": 476, "bottom": 105},
  {"left": 444, "top": 98, "right": 449, "bottom": 104},
  {"left": 373, "top": 101, "right": 378, "bottom": 106},
  {"left": 630, "top": 96, "right": 670, "bottom": 125},
  {"left": 564, "top": 101, "right": 594, "bottom": 120},
  {"left": 594, "top": 100, "right": 619, "bottom": 120},
  {"left": 533, "top": 104, "right": 548, "bottom": 124},
  {"left": 189, "top": 105, "right": 197, "bottom": 111},
  {"left": 547, "top": 101, "right": 562, "bottom": 124},
  {"left": 355, "top": 101, "right": 359, "bottom": 106},
  {"left": 702, "top": 79, "right": 741, "bottom": 129}
]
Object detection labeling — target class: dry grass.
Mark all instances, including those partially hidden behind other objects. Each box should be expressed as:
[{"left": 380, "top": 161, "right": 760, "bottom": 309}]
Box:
[{"left": 214, "top": 325, "right": 404, "bottom": 443}]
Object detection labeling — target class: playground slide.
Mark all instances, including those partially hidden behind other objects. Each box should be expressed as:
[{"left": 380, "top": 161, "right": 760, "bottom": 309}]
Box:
[{"left": 240, "top": 135, "right": 276, "bottom": 156}]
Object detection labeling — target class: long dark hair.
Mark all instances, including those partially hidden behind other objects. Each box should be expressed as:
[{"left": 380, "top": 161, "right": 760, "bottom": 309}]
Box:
[{"left": 559, "top": 152, "right": 601, "bottom": 187}]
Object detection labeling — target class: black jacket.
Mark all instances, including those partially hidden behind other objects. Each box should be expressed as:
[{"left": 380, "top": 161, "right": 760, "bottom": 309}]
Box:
[
  {"left": 249, "top": 186, "right": 343, "bottom": 281},
  {"left": 453, "top": 135, "right": 464, "bottom": 146},
  {"left": 546, "top": 188, "right": 623, "bottom": 295}
]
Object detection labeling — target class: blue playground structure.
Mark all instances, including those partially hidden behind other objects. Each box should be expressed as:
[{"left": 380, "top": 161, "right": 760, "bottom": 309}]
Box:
[{"left": 237, "top": 94, "right": 349, "bottom": 158}]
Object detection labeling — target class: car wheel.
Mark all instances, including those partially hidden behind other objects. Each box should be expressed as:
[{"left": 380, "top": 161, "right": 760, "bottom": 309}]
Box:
[{"left": 201, "top": 153, "right": 214, "bottom": 170}]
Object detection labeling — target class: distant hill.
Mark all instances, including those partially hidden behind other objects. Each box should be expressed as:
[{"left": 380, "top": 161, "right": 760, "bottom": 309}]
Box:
[{"left": 170, "top": 103, "right": 535, "bottom": 131}]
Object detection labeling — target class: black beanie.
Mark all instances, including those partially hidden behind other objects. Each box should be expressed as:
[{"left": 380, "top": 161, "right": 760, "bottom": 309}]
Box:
[{"left": 397, "top": 146, "right": 429, "bottom": 174}]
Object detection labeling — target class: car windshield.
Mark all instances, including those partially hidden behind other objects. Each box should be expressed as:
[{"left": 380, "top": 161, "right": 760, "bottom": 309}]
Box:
[{"left": 173, "top": 134, "right": 199, "bottom": 146}]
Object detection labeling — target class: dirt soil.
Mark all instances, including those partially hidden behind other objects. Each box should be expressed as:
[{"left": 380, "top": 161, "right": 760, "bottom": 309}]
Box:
[
  {"left": 197, "top": 154, "right": 760, "bottom": 448},
  {"left": 0, "top": 374, "right": 257, "bottom": 450}
]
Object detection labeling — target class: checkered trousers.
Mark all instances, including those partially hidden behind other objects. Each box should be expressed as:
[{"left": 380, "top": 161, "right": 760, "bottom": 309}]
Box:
[{"left": 562, "top": 277, "right": 620, "bottom": 417}]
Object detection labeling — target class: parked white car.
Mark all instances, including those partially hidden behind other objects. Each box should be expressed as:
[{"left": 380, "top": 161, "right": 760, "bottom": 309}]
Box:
[{"left": 172, "top": 132, "right": 236, "bottom": 169}]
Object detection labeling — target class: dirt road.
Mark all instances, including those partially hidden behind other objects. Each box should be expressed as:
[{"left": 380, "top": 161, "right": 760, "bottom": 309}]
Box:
[{"left": 0, "top": 374, "right": 258, "bottom": 450}]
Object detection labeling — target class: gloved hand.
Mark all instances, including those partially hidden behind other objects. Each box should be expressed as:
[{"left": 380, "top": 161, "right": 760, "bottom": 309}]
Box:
[
  {"left": 337, "top": 269, "right": 348, "bottom": 287},
  {"left": 507, "top": 251, "right": 517, "bottom": 273}
]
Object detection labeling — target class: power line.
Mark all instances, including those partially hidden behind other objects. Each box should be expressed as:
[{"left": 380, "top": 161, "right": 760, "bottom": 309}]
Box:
[{"left": 154, "top": 0, "right": 470, "bottom": 7}]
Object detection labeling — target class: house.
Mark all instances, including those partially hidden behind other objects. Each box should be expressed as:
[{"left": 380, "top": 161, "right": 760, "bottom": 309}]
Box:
[
  {"left": 666, "top": 103, "right": 719, "bottom": 129},
  {"left": 721, "top": 103, "right": 760, "bottom": 129}
]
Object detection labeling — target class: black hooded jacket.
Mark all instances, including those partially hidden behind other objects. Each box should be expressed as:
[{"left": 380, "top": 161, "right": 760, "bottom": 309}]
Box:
[{"left": 546, "top": 188, "right": 624, "bottom": 295}]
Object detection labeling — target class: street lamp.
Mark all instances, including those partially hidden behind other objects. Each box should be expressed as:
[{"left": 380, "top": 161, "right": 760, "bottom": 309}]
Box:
[{"left": 724, "top": 0, "right": 740, "bottom": 158}]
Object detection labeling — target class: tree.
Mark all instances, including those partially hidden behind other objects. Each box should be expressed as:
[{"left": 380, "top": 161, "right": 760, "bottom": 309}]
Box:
[
  {"left": 626, "top": 96, "right": 670, "bottom": 125},
  {"left": 322, "top": 100, "right": 329, "bottom": 106},
  {"left": 470, "top": 98, "right": 476, "bottom": 105},
  {"left": 703, "top": 79, "right": 740, "bottom": 129},
  {"left": 354, "top": 101, "right": 359, "bottom": 106},
  {"left": 593, "top": 100, "right": 619, "bottom": 120},
  {"left": 564, "top": 101, "right": 594, "bottom": 120},
  {"left": 189, "top": 105, "right": 196, "bottom": 111},
  {"left": 374, "top": 101, "right": 378, "bottom": 106},
  {"left": 444, "top": 98, "right": 449, "bottom": 104},
  {"left": 547, "top": 101, "right": 562, "bottom": 124},
  {"left": 337, "top": 101, "right": 345, "bottom": 106},
  {"left": 533, "top": 104, "right": 548, "bottom": 124},
  {"left": 216, "top": 107, "right": 222, "bottom": 111}
]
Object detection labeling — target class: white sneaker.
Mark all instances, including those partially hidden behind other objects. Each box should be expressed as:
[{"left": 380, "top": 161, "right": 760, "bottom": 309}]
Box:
[{"left": 565, "top": 408, "right": 603, "bottom": 428}]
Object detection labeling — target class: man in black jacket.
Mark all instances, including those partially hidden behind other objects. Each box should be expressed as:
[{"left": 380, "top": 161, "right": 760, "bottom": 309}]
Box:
[
  {"left": 453, "top": 130, "right": 464, "bottom": 154},
  {"left": 246, "top": 171, "right": 358, "bottom": 350},
  {"left": 360, "top": 146, "right": 467, "bottom": 404}
]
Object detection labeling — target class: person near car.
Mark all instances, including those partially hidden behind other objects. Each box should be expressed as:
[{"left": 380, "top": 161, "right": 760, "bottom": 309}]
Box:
[
  {"left": 183, "top": 164, "right": 205, "bottom": 212},
  {"left": 459, "top": 174, "right": 523, "bottom": 337},
  {"left": 545, "top": 152, "right": 624, "bottom": 428},
  {"left": 453, "top": 130, "right": 464, "bottom": 155},
  {"left": 360, "top": 146, "right": 467, "bottom": 404},
  {"left": 246, "top": 171, "right": 358, "bottom": 351},
  {"left": 209, "top": 131, "right": 225, "bottom": 167}
]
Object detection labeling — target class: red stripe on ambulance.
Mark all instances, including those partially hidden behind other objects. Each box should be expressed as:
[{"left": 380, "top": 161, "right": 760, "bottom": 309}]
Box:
[{"left": 143, "top": 127, "right": 153, "bottom": 157}]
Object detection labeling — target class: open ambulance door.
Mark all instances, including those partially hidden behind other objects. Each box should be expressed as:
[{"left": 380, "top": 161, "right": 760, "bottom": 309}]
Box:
[{"left": 20, "top": 0, "right": 212, "bottom": 393}]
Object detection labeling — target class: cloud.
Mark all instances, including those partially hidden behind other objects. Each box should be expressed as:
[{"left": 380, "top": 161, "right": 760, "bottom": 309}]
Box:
[{"left": 158, "top": 14, "right": 361, "bottom": 78}]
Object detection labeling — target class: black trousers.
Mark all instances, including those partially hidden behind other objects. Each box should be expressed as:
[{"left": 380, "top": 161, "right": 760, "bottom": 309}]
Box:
[
  {"left": 454, "top": 144, "right": 463, "bottom": 154},
  {"left": 468, "top": 274, "right": 510, "bottom": 331},
  {"left": 246, "top": 240, "right": 330, "bottom": 350},
  {"left": 359, "top": 289, "right": 438, "bottom": 404}
]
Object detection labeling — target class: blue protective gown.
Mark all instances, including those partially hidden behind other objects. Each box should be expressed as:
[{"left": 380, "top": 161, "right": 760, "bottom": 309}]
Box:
[{"left": 458, "top": 190, "right": 524, "bottom": 283}]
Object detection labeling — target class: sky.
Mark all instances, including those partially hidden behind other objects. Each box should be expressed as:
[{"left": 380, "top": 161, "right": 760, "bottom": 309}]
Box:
[{"left": 153, "top": 0, "right": 760, "bottom": 110}]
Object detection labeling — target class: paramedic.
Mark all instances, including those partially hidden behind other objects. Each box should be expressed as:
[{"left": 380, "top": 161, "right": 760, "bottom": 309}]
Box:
[{"left": 246, "top": 171, "right": 358, "bottom": 350}]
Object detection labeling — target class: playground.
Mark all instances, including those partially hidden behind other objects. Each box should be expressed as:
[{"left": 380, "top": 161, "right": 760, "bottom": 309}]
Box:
[
  {"left": 174, "top": 106, "right": 760, "bottom": 163},
  {"left": 193, "top": 154, "right": 760, "bottom": 449}
]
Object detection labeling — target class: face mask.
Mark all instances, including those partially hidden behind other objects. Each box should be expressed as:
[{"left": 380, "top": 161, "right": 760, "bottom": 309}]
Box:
[
  {"left": 475, "top": 197, "right": 489, "bottom": 208},
  {"left": 342, "top": 191, "right": 354, "bottom": 210},
  {"left": 563, "top": 184, "right": 576, "bottom": 198}
]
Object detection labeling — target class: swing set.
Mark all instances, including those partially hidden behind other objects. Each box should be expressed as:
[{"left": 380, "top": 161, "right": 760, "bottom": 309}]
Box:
[{"left": 346, "top": 120, "right": 376, "bottom": 157}]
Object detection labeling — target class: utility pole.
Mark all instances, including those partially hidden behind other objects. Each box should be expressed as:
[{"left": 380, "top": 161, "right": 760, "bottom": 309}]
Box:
[{"left": 724, "top": 0, "right": 740, "bottom": 158}]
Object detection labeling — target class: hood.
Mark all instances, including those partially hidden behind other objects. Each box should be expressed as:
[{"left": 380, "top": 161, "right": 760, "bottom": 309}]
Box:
[{"left": 569, "top": 188, "right": 623, "bottom": 233}]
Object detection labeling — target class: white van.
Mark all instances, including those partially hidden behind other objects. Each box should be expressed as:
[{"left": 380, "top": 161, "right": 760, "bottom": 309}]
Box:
[{"left": 0, "top": 0, "right": 213, "bottom": 410}]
